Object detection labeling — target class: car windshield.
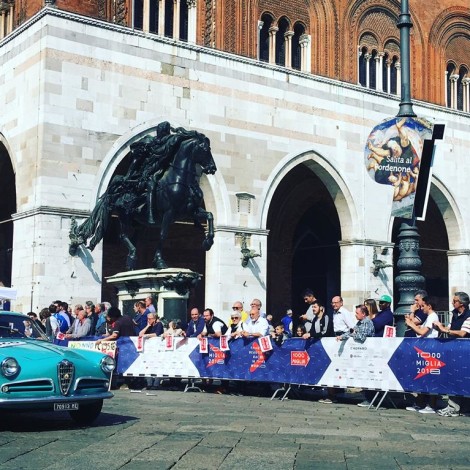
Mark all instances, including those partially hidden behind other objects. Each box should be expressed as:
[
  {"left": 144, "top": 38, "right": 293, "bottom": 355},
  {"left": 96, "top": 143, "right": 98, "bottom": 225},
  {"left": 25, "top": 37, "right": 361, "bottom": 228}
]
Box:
[{"left": 0, "top": 314, "right": 49, "bottom": 341}]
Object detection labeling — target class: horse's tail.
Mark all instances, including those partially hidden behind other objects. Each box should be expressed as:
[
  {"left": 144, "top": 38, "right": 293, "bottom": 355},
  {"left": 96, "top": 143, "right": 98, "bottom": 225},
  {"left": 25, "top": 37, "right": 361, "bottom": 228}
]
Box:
[{"left": 69, "top": 195, "right": 111, "bottom": 256}]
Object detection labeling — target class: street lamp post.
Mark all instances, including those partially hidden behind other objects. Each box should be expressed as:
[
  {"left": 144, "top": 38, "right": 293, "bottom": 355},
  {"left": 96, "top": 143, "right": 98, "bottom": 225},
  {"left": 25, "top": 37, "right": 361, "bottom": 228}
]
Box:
[{"left": 393, "top": 0, "right": 425, "bottom": 335}]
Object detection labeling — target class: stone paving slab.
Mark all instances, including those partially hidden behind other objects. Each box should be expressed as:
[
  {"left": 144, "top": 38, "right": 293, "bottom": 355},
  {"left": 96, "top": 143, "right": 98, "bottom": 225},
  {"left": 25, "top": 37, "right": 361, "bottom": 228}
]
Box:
[{"left": 0, "top": 388, "right": 468, "bottom": 470}]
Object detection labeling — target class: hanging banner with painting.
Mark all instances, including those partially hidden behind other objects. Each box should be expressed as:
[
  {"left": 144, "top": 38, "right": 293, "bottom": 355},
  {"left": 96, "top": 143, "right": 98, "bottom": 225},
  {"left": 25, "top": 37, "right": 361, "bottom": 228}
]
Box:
[{"left": 365, "top": 117, "right": 433, "bottom": 219}]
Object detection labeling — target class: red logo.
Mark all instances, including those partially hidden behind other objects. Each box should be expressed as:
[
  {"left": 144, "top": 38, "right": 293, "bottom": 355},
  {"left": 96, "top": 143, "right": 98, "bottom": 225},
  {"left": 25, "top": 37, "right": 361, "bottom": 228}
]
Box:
[
  {"left": 206, "top": 344, "right": 226, "bottom": 368},
  {"left": 290, "top": 351, "right": 310, "bottom": 367},
  {"left": 414, "top": 346, "right": 446, "bottom": 379},
  {"left": 249, "top": 342, "right": 265, "bottom": 372}
]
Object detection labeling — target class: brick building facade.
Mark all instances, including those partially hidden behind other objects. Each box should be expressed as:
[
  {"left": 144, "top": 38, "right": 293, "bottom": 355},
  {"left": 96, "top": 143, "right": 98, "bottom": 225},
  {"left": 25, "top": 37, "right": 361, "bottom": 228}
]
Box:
[{"left": 0, "top": 2, "right": 469, "bottom": 320}]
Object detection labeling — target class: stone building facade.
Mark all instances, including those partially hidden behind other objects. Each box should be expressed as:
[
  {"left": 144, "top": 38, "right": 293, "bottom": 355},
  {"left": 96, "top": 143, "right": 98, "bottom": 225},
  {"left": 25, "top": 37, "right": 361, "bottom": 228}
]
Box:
[{"left": 0, "top": 2, "right": 469, "bottom": 320}]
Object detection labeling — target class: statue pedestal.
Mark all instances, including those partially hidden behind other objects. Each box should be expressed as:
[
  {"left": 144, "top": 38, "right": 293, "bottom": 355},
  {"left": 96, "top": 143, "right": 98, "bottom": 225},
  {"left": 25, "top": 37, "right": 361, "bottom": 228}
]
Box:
[{"left": 106, "top": 268, "right": 201, "bottom": 323}]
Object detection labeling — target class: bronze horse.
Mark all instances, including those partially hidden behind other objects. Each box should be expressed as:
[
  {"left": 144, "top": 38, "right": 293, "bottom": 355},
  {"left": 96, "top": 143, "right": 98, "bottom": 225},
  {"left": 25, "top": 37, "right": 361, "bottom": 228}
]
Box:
[{"left": 69, "top": 127, "right": 217, "bottom": 270}]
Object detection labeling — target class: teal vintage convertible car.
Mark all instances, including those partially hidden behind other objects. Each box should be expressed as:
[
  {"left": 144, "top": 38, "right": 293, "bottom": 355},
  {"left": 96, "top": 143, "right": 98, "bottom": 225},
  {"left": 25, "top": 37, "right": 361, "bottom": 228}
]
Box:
[{"left": 0, "top": 311, "right": 115, "bottom": 425}]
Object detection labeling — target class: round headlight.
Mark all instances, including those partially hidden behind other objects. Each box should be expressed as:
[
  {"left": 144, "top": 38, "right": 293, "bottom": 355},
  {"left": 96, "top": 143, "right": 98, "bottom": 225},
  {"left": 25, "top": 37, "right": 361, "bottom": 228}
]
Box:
[
  {"left": 1, "top": 357, "right": 19, "bottom": 377},
  {"left": 100, "top": 355, "right": 116, "bottom": 373}
]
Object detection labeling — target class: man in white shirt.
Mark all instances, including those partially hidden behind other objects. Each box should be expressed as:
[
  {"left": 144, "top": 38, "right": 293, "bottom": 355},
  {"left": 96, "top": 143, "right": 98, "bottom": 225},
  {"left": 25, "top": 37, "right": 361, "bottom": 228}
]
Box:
[
  {"left": 241, "top": 308, "right": 269, "bottom": 338},
  {"left": 331, "top": 295, "right": 355, "bottom": 335}
]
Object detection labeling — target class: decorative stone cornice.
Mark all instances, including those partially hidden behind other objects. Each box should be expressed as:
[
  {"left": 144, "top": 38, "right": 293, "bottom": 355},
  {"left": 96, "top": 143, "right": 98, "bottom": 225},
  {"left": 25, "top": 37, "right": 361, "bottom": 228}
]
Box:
[{"left": 12, "top": 206, "right": 90, "bottom": 221}]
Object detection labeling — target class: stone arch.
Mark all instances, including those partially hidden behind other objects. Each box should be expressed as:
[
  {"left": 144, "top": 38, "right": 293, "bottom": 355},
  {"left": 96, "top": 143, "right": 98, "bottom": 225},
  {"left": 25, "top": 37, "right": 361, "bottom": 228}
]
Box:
[
  {"left": 0, "top": 134, "right": 16, "bottom": 288},
  {"left": 428, "top": 7, "right": 470, "bottom": 104},
  {"left": 261, "top": 150, "right": 359, "bottom": 315},
  {"left": 260, "top": 150, "right": 358, "bottom": 239},
  {"left": 343, "top": 0, "right": 425, "bottom": 98}
]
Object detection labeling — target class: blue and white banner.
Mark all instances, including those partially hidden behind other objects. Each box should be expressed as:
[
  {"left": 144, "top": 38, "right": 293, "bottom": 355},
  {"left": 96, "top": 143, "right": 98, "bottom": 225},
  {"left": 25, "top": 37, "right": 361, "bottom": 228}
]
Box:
[{"left": 67, "top": 336, "right": 470, "bottom": 396}]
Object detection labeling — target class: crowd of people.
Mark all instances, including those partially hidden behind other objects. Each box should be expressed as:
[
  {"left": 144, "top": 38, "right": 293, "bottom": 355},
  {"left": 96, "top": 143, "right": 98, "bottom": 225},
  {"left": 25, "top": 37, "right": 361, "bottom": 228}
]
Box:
[{"left": 25, "top": 289, "right": 470, "bottom": 417}]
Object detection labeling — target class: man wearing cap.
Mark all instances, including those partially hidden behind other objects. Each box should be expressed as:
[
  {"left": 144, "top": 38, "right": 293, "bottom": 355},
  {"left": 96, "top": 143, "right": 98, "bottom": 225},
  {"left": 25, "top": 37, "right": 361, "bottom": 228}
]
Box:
[
  {"left": 281, "top": 308, "right": 293, "bottom": 336},
  {"left": 373, "top": 294, "right": 394, "bottom": 337}
]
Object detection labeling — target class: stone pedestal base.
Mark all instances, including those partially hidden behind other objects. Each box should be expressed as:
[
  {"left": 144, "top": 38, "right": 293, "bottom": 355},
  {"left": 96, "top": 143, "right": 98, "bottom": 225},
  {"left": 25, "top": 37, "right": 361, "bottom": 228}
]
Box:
[{"left": 106, "top": 268, "right": 201, "bottom": 323}]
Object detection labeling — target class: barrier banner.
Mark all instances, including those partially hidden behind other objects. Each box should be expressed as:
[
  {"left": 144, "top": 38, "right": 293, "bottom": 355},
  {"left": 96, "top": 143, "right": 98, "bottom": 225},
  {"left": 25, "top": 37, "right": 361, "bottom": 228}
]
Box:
[{"left": 67, "top": 336, "right": 470, "bottom": 396}]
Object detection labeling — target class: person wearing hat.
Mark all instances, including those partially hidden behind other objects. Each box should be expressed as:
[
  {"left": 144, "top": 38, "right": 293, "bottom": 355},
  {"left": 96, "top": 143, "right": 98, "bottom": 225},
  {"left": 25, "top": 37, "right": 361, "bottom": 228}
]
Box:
[{"left": 372, "top": 294, "right": 394, "bottom": 337}]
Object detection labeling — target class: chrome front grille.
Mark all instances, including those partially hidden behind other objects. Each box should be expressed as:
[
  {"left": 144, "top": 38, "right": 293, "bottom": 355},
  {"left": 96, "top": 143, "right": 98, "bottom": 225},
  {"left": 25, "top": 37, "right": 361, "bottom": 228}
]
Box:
[{"left": 57, "top": 360, "right": 74, "bottom": 395}]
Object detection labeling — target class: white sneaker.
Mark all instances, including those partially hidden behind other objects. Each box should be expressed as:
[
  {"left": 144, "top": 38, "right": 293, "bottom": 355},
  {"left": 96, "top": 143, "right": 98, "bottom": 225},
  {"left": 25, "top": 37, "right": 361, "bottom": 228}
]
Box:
[
  {"left": 418, "top": 405, "right": 436, "bottom": 414},
  {"left": 405, "top": 405, "right": 420, "bottom": 412},
  {"left": 437, "top": 406, "right": 451, "bottom": 416}
]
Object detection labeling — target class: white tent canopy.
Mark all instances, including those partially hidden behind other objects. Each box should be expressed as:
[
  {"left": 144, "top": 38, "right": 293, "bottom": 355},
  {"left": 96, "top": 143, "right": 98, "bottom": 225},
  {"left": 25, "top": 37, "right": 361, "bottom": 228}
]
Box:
[{"left": 0, "top": 287, "right": 17, "bottom": 300}]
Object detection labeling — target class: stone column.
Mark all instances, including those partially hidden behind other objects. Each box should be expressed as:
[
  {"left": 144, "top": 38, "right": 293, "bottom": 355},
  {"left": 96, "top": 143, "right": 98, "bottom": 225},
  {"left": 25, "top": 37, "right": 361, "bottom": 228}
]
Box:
[
  {"left": 284, "top": 31, "right": 294, "bottom": 68},
  {"left": 444, "top": 70, "right": 449, "bottom": 107},
  {"left": 0, "top": 10, "right": 5, "bottom": 40},
  {"left": 395, "top": 61, "right": 401, "bottom": 95},
  {"left": 11, "top": 211, "right": 102, "bottom": 313},
  {"left": 143, "top": 0, "right": 150, "bottom": 33},
  {"left": 187, "top": 0, "right": 197, "bottom": 43},
  {"left": 462, "top": 78, "right": 470, "bottom": 112},
  {"left": 450, "top": 74, "right": 459, "bottom": 108},
  {"left": 7, "top": 4, "right": 13, "bottom": 34},
  {"left": 386, "top": 59, "right": 391, "bottom": 93},
  {"left": 364, "top": 53, "right": 371, "bottom": 88},
  {"left": 377, "top": 52, "right": 384, "bottom": 91},
  {"left": 299, "top": 34, "right": 310, "bottom": 72},
  {"left": 205, "top": 227, "right": 268, "bottom": 325},
  {"left": 158, "top": 0, "right": 166, "bottom": 35},
  {"left": 338, "top": 240, "right": 394, "bottom": 313},
  {"left": 447, "top": 249, "right": 470, "bottom": 298},
  {"left": 357, "top": 46, "right": 362, "bottom": 84},
  {"left": 173, "top": 0, "right": 180, "bottom": 40},
  {"left": 268, "top": 26, "right": 278, "bottom": 64}
]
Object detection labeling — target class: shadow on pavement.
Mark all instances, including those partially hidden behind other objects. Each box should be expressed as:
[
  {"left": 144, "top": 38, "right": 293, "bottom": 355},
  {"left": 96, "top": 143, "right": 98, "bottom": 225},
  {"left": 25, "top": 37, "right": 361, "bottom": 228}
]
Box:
[{"left": 0, "top": 410, "right": 138, "bottom": 432}]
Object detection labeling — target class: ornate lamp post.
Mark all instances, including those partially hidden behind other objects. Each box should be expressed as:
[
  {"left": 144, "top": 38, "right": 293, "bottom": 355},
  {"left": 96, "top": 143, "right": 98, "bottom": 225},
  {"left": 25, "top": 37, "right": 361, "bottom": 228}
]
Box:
[{"left": 393, "top": 0, "right": 425, "bottom": 335}]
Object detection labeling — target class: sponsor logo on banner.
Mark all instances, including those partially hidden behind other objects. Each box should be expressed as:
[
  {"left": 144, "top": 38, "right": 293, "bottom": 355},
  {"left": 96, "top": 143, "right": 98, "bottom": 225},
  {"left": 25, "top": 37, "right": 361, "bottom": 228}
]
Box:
[
  {"left": 199, "top": 337, "right": 208, "bottom": 353},
  {"left": 258, "top": 335, "right": 273, "bottom": 352},
  {"left": 165, "top": 335, "right": 174, "bottom": 351},
  {"left": 68, "top": 340, "right": 117, "bottom": 358},
  {"left": 414, "top": 346, "right": 446, "bottom": 379},
  {"left": 136, "top": 336, "right": 144, "bottom": 352},
  {"left": 291, "top": 351, "right": 310, "bottom": 366},
  {"left": 207, "top": 344, "right": 226, "bottom": 367}
]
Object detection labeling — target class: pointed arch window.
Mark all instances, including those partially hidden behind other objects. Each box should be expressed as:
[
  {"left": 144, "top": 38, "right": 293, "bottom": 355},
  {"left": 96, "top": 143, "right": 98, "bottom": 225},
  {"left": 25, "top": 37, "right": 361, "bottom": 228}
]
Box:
[
  {"left": 275, "top": 17, "right": 289, "bottom": 66},
  {"left": 369, "top": 50, "right": 377, "bottom": 90},
  {"left": 382, "top": 53, "right": 389, "bottom": 92},
  {"left": 457, "top": 66, "right": 468, "bottom": 111},
  {"left": 259, "top": 14, "right": 273, "bottom": 63},
  {"left": 358, "top": 46, "right": 368, "bottom": 87},
  {"left": 292, "top": 23, "right": 305, "bottom": 71},
  {"left": 390, "top": 56, "right": 399, "bottom": 95}
]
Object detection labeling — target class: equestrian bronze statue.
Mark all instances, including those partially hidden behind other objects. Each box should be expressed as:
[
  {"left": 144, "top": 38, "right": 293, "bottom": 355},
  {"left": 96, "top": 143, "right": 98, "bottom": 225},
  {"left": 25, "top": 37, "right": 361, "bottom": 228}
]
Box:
[{"left": 69, "top": 122, "right": 217, "bottom": 270}]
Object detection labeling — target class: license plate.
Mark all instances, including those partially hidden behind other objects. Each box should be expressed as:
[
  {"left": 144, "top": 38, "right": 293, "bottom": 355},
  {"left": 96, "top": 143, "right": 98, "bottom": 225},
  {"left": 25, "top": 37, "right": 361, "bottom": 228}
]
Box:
[{"left": 54, "top": 402, "right": 79, "bottom": 411}]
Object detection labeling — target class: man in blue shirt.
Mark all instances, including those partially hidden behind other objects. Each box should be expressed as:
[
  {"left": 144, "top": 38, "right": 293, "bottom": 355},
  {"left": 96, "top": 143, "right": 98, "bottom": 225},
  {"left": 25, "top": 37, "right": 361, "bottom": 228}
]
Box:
[
  {"left": 184, "top": 308, "right": 205, "bottom": 337},
  {"left": 372, "top": 294, "right": 394, "bottom": 337}
]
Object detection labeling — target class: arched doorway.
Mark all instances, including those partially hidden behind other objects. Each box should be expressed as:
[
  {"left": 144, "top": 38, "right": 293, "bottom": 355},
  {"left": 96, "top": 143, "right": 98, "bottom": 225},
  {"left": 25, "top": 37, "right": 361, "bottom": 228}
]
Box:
[
  {"left": 392, "top": 195, "right": 449, "bottom": 310},
  {"left": 266, "top": 163, "right": 341, "bottom": 320},
  {"left": 0, "top": 142, "right": 15, "bottom": 289},
  {"left": 100, "top": 153, "right": 207, "bottom": 310}
]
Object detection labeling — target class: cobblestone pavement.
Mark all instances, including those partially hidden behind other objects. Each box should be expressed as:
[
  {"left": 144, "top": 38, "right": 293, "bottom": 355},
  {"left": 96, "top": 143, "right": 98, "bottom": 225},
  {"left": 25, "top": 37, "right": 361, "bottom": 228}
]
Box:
[{"left": 0, "top": 384, "right": 468, "bottom": 470}]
